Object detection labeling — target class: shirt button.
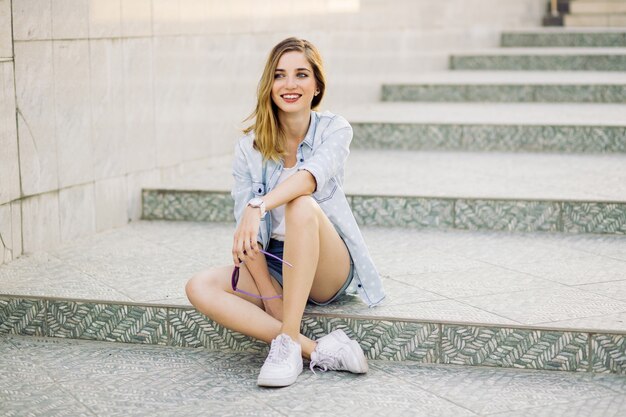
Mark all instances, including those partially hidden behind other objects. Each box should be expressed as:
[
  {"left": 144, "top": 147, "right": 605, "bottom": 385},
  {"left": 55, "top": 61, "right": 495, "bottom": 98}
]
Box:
[
  {"left": 258, "top": 188, "right": 262, "bottom": 193},
  {"left": 299, "top": 158, "right": 304, "bottom": 162},
  {"left": 358, "top": 284, "right": 362, "bottom": 288}
]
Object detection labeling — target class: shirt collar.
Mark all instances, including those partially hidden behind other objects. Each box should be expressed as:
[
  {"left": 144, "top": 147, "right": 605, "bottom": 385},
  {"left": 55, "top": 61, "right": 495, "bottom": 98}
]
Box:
[{"left": 301, "top": 111, "right": 317, "bottom": 149}]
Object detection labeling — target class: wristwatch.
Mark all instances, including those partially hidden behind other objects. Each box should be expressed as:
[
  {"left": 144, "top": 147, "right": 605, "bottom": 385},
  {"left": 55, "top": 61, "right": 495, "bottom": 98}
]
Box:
[{"left": 247, "top": 197, "right": 266, "bottom": 218}]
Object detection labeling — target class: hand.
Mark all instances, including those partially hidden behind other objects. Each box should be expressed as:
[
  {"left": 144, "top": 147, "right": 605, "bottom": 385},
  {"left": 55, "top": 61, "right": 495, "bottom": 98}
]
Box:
[
  {"left": 263, "top": 297, "right": 283, "bottom": 321},
  {"left": 232, "top": 205, "right": 262, "bottom": 267}
]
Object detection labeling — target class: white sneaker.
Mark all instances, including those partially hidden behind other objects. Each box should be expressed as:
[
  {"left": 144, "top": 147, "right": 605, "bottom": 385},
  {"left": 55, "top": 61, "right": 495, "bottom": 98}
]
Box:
[
  {"left": 257, "top": 334, "right": 303, "bottom": 387},
  {"left": 309, "top": 329, "right": 368, "bottom": 374}
]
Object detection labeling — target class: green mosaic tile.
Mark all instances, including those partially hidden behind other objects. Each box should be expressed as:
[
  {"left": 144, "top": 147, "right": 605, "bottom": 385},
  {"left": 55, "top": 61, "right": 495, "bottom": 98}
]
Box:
[
  {"left": 301, "top": 316, "right": 439, "bottom": 362},
  {"left": 47, "top": 301, "right": 168, "bottom": 344},
  {"left": 352, "top": 123, "right": 626, "bottom": 153},
  {"left": 168, "top": 307, "right": 268, "bottom": 352},
  {"left": 450, "top": 54, "right": 626, "bottom": 72},
  {"left": 501, "top": 32, "right": 626, "bottom": 48},
  {"left": 382, "top": 84, "right": 626, "bottom": 103},
  {"left": 0, "top": 297, "right": 46, "bottom": 336},
  {"left": 142, "top": 190, "right": 233, "bottom": 222},
  {"left": 442, "top": 325, "right": 589, "bottom": 371},
  {"left": 563, "top": 202, "right": 626, "bottom": 235},
  {"left": 351, "top": 123, "right": 464, "bottom": 151},
  {"left": 591, "top": 334, "right": 626, "bottom": 374},
  {"left": 351, "top": 195, "right": 455, "bottom": 229},
  {"left": 455, "top": 200, "right": 561, "bottom": 233}
]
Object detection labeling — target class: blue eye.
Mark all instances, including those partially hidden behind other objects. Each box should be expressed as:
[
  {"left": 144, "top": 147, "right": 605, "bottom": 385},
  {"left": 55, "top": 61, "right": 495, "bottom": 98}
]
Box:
[
  {"left": 274, "top": 73, "right": 284, "bottom": 79},
  {"left": 297, "top": 73, "right": 308, "bottom": 78}
]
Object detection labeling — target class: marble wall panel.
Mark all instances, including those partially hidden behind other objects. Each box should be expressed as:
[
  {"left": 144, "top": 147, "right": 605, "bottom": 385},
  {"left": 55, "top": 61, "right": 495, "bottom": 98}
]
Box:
[
  {"left": 120, "top": 0, "right": 152, "bottom": 37},
  {"left": 152, "top": 0, "right": 181, "bottom": 36},
  {"left": 0, "top": 62, "right": 19, "bottom": 206},
  {"left": 122, "top": 38, "right": 155, "bottom": 173},
  {"left": 53, "top": 40, "right": 94, "bottom": 188},
  {"left": 0, "top": 203, "right": 12, "bottom": 264},
  {"left": 126, "top": 169, "right": 160, "bottom": 222},
  {"left": 10, "top": 200, "right": 21, "bottom": 259},
  {"left": 21, "top": 192, "right": 60, "bottom": 254},
  {"left": 0, "top": 200, "right": 21, "bottom": 264},
  {"left": 51, "top": 0, "right": 89, "bottom": 39},
  {"left": 153, "top": 36, "right": 184, "bottom": 168},
  {"left": 94, "top": 176, "right": 127, "bottom": 232},
  {"left": 11, "top": 0, "right": 52, "bottom": 41},
  {"left": 89, "top": 39, "right": 125, "bottom": 181},
  {"left": 58, "top": 183, "right": 96, "bottom": 242},
  {"left": 0, "top": 0, "right": 12, "bottom": 57},
  {"left": 88, "top": 0, "right": 121, "bottom": 38},
  {"left": 14, "top": 41, "right": 58, "bottom": 197}
]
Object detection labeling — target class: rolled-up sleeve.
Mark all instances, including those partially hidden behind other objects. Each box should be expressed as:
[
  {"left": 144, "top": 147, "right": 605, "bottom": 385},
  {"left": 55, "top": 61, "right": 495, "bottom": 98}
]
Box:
[
  {"left": 231, "top": 141, "right": 254, "bottom": 227},
  {"left": 298, "top": 116, "right": 352, "bottom": 192}
]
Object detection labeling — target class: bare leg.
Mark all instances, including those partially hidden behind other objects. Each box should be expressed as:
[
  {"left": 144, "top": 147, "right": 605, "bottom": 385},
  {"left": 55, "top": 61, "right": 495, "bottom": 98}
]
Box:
[
  {"left": 280, "top": 196, "right": 352, "bottom": 341},
  {"left": 185, "top": 262, "right": 317, "bottom": 359}
]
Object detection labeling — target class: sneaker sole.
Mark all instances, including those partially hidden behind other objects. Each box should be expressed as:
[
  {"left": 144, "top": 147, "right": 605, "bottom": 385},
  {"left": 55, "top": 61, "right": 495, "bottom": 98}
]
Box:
[{"left": 257, "top": 368, "right": 303, "bottom": 387}]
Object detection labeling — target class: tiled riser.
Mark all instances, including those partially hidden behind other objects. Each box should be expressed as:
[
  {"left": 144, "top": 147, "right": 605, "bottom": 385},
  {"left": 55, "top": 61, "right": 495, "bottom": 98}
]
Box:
[
  {"left": 501, "top": 33, "right": 626, "bottom": 48},
  {"left": 142, "top": 191, "right": 626, "bottom": 235},
  {"left": 381, "top": 84, "right": 626, "bottom": 103},
  {"left": 351, "top": 123, "right": 626, "bottom": 153},
  {"left": 1, "top": 297, "right": 625, "bottom": 374},
  {"left": 450, "top": 55, "right": 626, "bottom": 71}
]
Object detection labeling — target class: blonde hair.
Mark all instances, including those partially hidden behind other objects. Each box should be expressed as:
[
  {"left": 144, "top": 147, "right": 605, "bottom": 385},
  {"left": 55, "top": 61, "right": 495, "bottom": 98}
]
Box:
[{"left": 243, "top": 37, "right": 326, "bottom": 162}]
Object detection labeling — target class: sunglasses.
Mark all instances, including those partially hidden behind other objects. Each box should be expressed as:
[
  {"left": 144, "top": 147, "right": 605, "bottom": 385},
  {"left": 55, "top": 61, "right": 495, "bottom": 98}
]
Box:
[{"left": 232, "top": 249, "right": 293, "bottom": 300}]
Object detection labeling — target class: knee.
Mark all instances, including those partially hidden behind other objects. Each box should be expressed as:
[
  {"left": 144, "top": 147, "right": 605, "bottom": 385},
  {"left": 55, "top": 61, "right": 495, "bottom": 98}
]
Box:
[
  {"left": 285, "top": 195, "right": 319, "bottom": 224},
  {"left": 185, "top": 269, "right": 223, "bottom": 304}
]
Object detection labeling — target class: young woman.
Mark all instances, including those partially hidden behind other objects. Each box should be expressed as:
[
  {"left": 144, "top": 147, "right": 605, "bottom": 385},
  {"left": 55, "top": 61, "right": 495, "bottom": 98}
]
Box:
[{"left": 185, "top": 37, "right": 385, "bottom": 388}]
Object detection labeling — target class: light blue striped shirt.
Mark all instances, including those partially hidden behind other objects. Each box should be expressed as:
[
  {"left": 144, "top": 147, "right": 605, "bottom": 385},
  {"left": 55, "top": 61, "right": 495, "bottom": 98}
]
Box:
[{"left": 231, "top": 110, "right": 386, "bottom": 307}]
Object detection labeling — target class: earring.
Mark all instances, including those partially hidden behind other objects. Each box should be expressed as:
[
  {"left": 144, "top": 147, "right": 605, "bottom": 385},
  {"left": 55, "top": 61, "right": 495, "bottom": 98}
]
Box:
[{"left": 314, "top": 90, "right": 320, "bottom": 96}]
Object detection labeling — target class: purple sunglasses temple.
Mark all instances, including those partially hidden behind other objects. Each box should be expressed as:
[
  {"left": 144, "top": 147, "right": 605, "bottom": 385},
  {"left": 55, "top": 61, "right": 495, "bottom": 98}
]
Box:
[{"left": 233, "top": 248, "right": 293, "bottom": 300}]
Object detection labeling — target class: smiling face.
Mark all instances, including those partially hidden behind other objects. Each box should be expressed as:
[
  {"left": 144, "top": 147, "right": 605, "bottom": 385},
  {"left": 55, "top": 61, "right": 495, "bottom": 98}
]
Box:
[{"left": 271, "top": 51, "right": 318, "bottom": 117}]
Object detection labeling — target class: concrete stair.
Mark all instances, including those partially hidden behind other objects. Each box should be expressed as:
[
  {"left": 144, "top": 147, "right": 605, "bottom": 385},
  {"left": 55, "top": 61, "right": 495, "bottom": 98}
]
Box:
[
  {"left": 2, "top": 27, "right": 626, "bottom": 413},
  {"left": 501, "top": 29, "right": 626, "bottom": 47},
  {"left": 381, "top": 72, "right": 626, "bottom": 102}
]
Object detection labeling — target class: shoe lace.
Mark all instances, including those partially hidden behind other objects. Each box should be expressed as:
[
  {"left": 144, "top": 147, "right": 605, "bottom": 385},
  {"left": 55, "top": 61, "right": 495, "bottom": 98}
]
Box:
[
  {"left": 266, "top": 335, "right": 291, "bottom": 365},
  {"left": 309, "top": 348, "right": 344, "bottom": 374}
]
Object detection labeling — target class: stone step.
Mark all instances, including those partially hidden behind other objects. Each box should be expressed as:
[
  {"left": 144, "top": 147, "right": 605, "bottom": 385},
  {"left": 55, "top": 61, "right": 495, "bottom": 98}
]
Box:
[
  {"left": 3, "top": 334, "right": 626, "bottom": 416},
  {"left": 450, "top": 48, "right": 626, "bottom": 71},
  {"left": 1, "top": 220, "right": 625, "bottom": 375},
  {"left": 343, "top": 103, "right": 626, "bottom": 153},
  {"left": 565, "top": 13, "right": 626, "bottom": 27},
  {"left": 501, "top": 29, "right": 626, "bottom": 48},
  {"left": 380, "top": 71, "right": 626, "bottom": 102},
  {"left": 141, "top": 150, "right": 626, "bottom": 235}
]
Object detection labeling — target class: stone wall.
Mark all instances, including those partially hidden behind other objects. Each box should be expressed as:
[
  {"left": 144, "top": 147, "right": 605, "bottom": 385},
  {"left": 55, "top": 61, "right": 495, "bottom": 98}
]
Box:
[{"left": 0, "top": 0, "right": 546, "bottom": 264}]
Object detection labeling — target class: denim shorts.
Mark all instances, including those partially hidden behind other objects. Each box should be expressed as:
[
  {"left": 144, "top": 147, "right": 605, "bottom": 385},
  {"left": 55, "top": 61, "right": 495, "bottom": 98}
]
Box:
[{"left": 264, "top": 238, "right": 354, "bottom": 306}]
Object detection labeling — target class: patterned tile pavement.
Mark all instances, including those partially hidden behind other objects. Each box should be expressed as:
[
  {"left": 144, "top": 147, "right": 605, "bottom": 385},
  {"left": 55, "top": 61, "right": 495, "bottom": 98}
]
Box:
[
  {"left": 2, "top": 334, "right": 626, "bottom": 417},
  {"left": 2, "top": 221, "right": 626, "bottom": 374}
]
